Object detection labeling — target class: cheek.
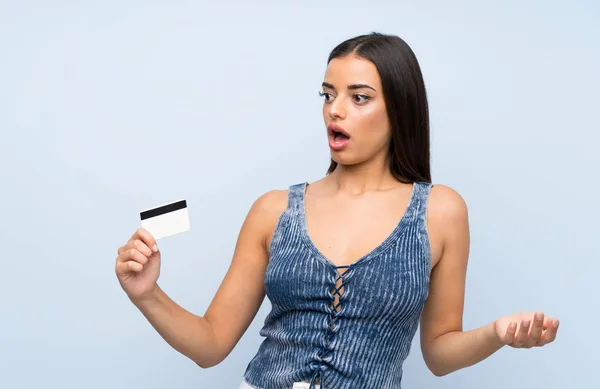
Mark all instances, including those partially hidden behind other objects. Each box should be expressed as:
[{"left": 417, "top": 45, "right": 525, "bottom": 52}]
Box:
[{"left": 356, "top": 104, "right": 390, "bottom": 145}]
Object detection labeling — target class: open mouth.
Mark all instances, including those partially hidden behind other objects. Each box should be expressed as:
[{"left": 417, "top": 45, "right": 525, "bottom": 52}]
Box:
[
  {"left": 332, "top": 129, "right": 350, "bottom": 141},
  {"left": 327, "top": 124, "right": 351, "bottom": 150},
  {"left": 328, "top": 124, "right": 351, "bottom": 141}
]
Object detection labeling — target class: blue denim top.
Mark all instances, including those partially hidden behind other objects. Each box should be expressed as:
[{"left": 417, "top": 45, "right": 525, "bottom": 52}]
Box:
[{"left": 242, "top": 181, "right": 432, "bottom": 388}]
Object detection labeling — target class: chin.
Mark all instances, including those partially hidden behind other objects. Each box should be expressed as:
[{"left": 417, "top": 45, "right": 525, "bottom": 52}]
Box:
[{"left": 330, "top": 151, "right": 360, "bottom": 166}]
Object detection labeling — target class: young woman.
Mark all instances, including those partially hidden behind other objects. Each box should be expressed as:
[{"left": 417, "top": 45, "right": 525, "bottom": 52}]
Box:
[{"left": 115, "top": 32, "right": 560, "bottom": 389}]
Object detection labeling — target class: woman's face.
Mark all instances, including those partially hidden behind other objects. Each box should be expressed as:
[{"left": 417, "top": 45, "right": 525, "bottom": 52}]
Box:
[{"left": 320, "top": 55, "right": 391, "bottom": 167}]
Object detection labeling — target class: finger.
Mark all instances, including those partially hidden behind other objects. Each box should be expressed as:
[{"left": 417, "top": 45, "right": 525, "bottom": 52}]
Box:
[
  {"left": 538, "top": 318, "right": 560, "bottom": 345},
  {"left": 513, "top": 319, "right": 531, "bottom": 347},
  {"left": 130, "top": 228, "right": 158, "bottom": 252},
  {"left": 526, "top": 312, "right": 545, "bottom": 347},
  {"left": 128, "top": 239, "right": 153, "bottom": 257},
  {"left": 117, "top": 248, "right": 149, "bottom": 266},
  {"left": 504, "top": 321, "right": 518, "bottom": 345},
  {"left": 543, "top": 316, "right": 559, "bottom": 331},
  {"left": 115, "top": 260, "right": 143, "bottom": 275},
  {"left": 118, "top": 238, "right": 152, "bottom": 256}
]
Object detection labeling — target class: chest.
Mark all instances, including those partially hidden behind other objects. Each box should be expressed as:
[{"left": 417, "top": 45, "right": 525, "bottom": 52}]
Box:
[
  {"left": 265, "top": 236, "right": 430, "bottom": 320},
  {"left": 304, "top": 191, "right": 412, "bottom": 267}
]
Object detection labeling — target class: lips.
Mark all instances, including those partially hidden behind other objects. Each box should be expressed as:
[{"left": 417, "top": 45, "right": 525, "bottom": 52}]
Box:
[
  {"left": 327, "top": 123, "right": 350, "bottom": 138},
  {"left": 327, "top": 123, "right": 350, "bottom": 151}
]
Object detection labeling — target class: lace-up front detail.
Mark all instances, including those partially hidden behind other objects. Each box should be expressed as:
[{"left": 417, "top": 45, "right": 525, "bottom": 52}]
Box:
[
  {"left": 329, "top": 265, "right": 350, "bottom": 327},
  {"left": 243, "top": 182, "right": 433, "bottom": 389},
  {"left": 308, "top": 264, "right": 352, "bottom": 389}
]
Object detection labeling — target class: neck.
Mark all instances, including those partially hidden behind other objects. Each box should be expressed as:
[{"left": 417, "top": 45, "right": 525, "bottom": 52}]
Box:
[{"left": 326, "top": 154, "right": 400, "bottom": 195}]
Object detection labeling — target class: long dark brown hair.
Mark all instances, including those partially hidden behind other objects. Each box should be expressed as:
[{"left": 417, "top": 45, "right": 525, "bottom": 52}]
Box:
[{"left": 325, "top": 32, "right": 431, "bottom": 184}]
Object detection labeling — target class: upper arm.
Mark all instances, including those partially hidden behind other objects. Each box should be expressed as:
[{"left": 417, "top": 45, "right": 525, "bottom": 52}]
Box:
[
  {"left": 420, "top": 185, "right": 470, "bottom": 359},
  {"left": 202, "top": 189, "right": 288, "bottom": 364}
]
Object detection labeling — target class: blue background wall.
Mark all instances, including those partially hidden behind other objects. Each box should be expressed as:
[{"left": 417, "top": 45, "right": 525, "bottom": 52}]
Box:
[{"left": 1, "top": 1, "right": 598, "bottom": 387}]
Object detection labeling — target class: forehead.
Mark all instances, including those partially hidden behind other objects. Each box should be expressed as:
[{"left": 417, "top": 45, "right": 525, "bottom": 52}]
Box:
[{"left": 323, "top": 55, "right": 381, "bottom": 88}]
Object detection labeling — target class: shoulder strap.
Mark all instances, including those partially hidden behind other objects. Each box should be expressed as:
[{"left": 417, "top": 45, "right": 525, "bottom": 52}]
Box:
[
  {"left": 287, "top": 182, "right": 307, "bottom": 215},
  {"left": 268, "top": 182, "right": 307, "bottom": 256},
  {"left": 411, "top": 181, "right": 433, "bottom": 224},
  {"left": 411, "top": 181, "right": 434, "bottom": 274}
]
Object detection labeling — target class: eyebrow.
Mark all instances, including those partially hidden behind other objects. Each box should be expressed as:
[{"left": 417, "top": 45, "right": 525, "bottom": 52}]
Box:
[{"left": 321, "top": 82, "right": 377, "bottom": 92}]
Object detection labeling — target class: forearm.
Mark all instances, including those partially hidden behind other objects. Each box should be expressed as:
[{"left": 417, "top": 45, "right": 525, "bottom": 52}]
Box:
[
  {"left": 131, "top": 285, "right": 220, "bottom": 368},
  {"left": 425, "top": 321, "right": 505, "bottom": 376}
]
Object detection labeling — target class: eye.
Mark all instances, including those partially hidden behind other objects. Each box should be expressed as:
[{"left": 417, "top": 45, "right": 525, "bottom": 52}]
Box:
[
  {"left": 353, "top": 94, "right": 371, "bottom": 104},
  {"left": 319, "top": 91, "right": 333, "bottom": 103}
]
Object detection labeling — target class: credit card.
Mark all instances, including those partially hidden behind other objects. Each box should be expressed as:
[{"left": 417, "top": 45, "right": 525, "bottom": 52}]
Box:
[{"left": 140, "top": 199, "right": 190, "bottom": 240}]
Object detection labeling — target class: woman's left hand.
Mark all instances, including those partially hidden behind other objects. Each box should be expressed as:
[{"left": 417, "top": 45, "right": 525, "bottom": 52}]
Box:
[{"left": 494, "top": 312, "right": 560, "bottom": 348}]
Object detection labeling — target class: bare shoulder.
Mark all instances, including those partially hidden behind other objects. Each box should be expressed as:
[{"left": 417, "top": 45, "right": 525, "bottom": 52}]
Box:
[
  {"left": 428, "top": 184, "right": 468, "bottom": 224},
  {"left": 249, "top": 189, "right": 288, "bottom": 222},
  {"left": 246, "top": 189, "right": 289, "bottom": 249},
  {"left": 426, "top": 184, "right": 469, "bottom": 269}
]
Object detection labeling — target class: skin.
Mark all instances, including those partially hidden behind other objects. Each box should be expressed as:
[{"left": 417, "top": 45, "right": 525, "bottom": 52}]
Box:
[{"left": 115, "top": 54, "right": 560, "bottom": 377}]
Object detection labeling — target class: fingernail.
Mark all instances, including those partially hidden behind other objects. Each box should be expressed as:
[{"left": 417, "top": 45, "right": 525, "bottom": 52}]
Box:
[
  {"left": 536, "top": 312, "right": 544, "bottom": 320},
  {"left": 553, "top": 319, "right": 559, "bottom": 328},
  {"left": 523, "top": 320, "right": 530, "bottom": 327},
  {"left": 153, "top": 245, "right": 158, "bottom": 252}
]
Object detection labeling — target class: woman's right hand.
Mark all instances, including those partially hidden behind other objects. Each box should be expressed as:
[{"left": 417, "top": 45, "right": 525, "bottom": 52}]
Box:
[{"left": 115, "top": 228, "right": 161, "bottom": 302}]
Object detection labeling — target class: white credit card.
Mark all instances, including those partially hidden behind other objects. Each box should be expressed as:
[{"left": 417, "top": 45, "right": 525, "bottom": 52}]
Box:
[{"left": 140, "top": 199, "right": 190, "bottom": 240}]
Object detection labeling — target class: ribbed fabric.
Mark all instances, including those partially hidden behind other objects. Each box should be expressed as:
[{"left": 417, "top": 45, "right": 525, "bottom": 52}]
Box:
[{"left": 242, "top": 181, "right": 432, "bottom": 389}]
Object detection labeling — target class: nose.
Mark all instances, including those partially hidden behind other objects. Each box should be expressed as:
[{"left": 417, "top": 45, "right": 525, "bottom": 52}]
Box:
[{"left": 327, "top": 96, "right": 346, "bottom": 120}]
